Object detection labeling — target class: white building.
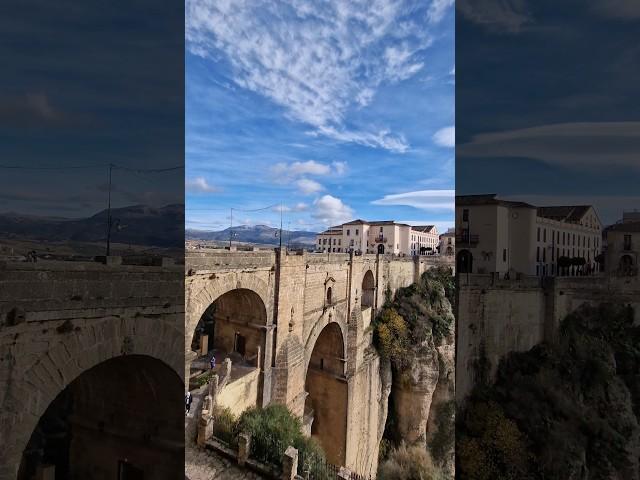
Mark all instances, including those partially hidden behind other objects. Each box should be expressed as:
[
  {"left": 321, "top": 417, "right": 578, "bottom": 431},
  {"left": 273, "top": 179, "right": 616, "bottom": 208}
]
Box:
[
  {"left": 456, "top": 194, "right": 602, "bottom": 277},
  {"left": 604, "top": 211, "right": 640, "bottom": 277},
  {"left": 316, "top": 220, "right": 440, "bottom": 256}
]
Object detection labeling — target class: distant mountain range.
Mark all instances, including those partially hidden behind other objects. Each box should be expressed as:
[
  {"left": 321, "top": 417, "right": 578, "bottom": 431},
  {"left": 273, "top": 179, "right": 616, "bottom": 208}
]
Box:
[
  {"left": 186, "top": 225, "right": 318, "bottom": 246},
  {"left": 0, "top": 204, "right": 184, "bottom": 248}
]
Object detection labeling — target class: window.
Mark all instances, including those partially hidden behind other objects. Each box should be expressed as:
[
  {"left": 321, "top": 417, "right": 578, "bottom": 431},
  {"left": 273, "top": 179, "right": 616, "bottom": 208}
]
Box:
[
  {"left": 543, "top": 229, "right": 546, "bottom": 242},
  {"left": 347, "top": 229, "right": 350, "bottom": 236},
  {"left": 537, "top": 227, "right": 540, "bottom": 241},
  {"left": 326, "top": 287, "right": 332, "bottom": 305},
  {"left": 503, "top": 249, "right": 507, "bottom": 262},
  {"left": 380, "top": 226, "right": 383, "bottom": 233},
  {"left": 624, "top": 234, "right": 632, "bottom": 251},
  {"left": 338, "top": 239, "right": 341, "bottom": 245},
  {"left": 537, "top": 246, "right": 540, "bottom": 262},
  {"left": 318, "top": 239, "right": 321, "bottom": 244},
  {"left": 543, "top": 248, "right": 546, "bottom": 262},
  {"left": 462, "top": 209, "right": 469, "bottom": 222},
  {"left": 356, "top": 229, "right": 359, "bottom": 235}
]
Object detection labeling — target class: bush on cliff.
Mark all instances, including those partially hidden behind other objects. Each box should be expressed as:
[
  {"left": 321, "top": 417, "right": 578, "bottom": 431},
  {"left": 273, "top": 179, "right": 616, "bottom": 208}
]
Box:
[
  {"left": 236, "top": 404, "right": 325, "bottom": 471},
  {"left": 373, "top": 268, "right": 455, "bottom": 369},
  {"left": 457, "top": 303, "right": 640, "bottom": 480},
  {"left": 378, "top": 443, "right": 447, "bottom": 480}
]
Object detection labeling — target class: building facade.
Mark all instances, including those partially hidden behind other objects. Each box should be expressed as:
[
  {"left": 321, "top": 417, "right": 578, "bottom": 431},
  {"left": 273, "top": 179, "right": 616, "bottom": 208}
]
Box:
[
  {"left": 316, "top": 220, "right": 439, "bottom": 256},
  {"left": 438, "top": 229, "right": 455, "bottom": 256},
  {"left": 604, "top": 211, "right": 640, "bottom": 277},
  {"left": 456, "top": 194, "right": 602, "bottom": 277}
]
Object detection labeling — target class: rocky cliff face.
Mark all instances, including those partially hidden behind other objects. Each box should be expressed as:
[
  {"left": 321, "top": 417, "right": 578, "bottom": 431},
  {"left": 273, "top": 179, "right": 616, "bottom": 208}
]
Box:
[{"left": 374, "top": 270, "right": 456, "bottom": 477}]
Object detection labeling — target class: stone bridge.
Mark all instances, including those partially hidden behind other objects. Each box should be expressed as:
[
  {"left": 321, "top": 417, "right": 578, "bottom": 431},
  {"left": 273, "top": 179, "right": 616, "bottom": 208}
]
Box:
[
  {"left": 0, "top": 260, "right": 184, "bottom": 480},
  {"left": 185, "top": 250, "right": 454, "bottom": 476}
]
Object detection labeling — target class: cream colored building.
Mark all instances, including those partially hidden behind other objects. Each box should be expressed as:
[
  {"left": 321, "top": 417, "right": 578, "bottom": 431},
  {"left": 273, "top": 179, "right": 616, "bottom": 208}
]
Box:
[
  {"left": 438, "top": 229, "right": 455, "bottom": 256},
  {"left": 456, "top": 194, "right": 602, "bottom": 277},
  {"left": 604, "top": 211, "right": 640, "bottom": 277},
  {"left": 316, "top": 220, "right": 440, "bottom": 256}
]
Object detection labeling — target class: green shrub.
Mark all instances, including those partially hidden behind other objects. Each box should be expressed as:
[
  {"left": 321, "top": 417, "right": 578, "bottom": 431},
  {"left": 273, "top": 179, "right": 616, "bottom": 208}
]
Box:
[
  {"left": 378, "top": 443, "right": 448, "bottom": 480},
  {"left": 236, "top": 404, "right": 328, "bottom": 472}
]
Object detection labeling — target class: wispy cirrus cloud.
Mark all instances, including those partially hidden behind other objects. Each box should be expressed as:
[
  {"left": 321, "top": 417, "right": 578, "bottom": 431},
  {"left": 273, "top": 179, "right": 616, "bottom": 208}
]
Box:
[
  {"left": 186, "top": 0, "right": 451, "bottom": 153},
  {"left": 372, "top": 189, "right": 455, "bottom": 211},
  {"left": 457, "top": 0, "right": 532, "bottom": 33},
  {"left": 457, "top": 122, "right": 640, "bottom": 170},
  {"left": 427, "top": 0, "right": 454, "bottom": 24}
]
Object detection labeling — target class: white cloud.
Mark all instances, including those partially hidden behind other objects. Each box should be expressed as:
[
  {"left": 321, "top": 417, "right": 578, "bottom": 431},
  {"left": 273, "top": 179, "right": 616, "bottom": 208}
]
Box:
[
  {"left": 269, "top": 160, "right": 347, "bottom": 194},
  {"left": 313, "top": 125, "right": 409, "bottom": 153},
  {"left": 186, "top": 0, "right": 434, "bottom": 152},
  {"left": 296, "top": 178, "right": 324, "bottom": 195},
  {"left": 186, "top": 176, "right": 219, "bottom": 193},
  {"left": 427, "top": 0, "right": 454, "bottom": 24},
  {"left": 457, "top": 122, "right": 640, "bottom": 170},
  {"left": 271, "top": 160, "right": 331, "bottom": 177},
  {"left": 590, "top": 0, "right": 640, "bottom": 20},
  {"left": 433, "top": 126, "right": 455, "bottom": 147},
  {"left": 312, "top": 195, "right": 355, "bottom": 225},
  {"left": 384, "top": 44, "right": 426, "bottom": 81},
  {"left": 332, "top": 161, "right": 348, "bottom": 175},
  {"left": 457, "top": 0, "right": 532, "bottom": 33},
  {"left": 372, "top": 189, "right": 455, "bottom": 211}
]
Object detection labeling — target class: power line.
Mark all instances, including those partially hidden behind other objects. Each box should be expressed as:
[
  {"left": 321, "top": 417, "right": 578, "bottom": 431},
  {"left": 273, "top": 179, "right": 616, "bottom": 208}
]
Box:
[{"left": 0, "top": 163, "right": 183, "bottom": 172}]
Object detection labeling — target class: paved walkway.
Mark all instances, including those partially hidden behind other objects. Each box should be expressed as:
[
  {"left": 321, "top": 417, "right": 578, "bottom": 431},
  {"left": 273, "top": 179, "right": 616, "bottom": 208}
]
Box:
[
  {"left": 185, "top": 388, "right": 266, "bottom": 480},
  {"left": 185, "top": 445, "right": 265, "bottom": 480}
]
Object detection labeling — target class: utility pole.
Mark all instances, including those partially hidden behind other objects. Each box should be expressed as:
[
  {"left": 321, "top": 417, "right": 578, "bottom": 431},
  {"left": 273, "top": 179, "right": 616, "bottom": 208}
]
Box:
[
  {"left": 106, "top": 163, "right": 113, "bottom": 256},
  {"left": 279, "top": 203, "right": 283, "bottom": 250},
  {"left": 229, "top": 207, "right": 233, "bottom": 249}
]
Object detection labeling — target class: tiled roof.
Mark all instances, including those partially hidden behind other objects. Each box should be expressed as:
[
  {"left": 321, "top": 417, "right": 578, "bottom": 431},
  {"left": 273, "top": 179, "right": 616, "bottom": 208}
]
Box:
[
  {"left": 411, "top": 225, "right": 436, "bottom": 233},
  {"left": 537, "top": 205, "right": 591, "bottom": 223},
  {"left": 456, "top": 194, "right": 535, "bottom": 208}
]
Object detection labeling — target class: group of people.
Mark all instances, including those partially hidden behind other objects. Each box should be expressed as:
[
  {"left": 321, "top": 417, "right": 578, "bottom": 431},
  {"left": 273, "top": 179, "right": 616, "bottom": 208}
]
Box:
[{"left": 185, "top": 355, "right": 216, "bottom": 414}]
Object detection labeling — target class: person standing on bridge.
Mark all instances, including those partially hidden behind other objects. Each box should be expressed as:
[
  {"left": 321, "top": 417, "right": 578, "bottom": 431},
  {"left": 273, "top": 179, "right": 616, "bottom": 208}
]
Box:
[{"left": 185, "top": 391, "right": 192, "bottom": 415}]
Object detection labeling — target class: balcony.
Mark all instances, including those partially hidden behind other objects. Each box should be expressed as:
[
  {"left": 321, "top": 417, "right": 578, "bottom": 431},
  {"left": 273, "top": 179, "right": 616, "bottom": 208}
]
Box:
[
  {"left": 456, "top": 234, "right": 479, "bottom": 246},
  {"left": 374, "top": 236, "right": 387, "bottom": 243}
]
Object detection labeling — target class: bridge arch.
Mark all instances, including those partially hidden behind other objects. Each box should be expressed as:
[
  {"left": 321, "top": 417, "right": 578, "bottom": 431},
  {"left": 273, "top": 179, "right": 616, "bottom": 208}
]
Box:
[
  {"left": 303, "top": 321, "right": 348, "bottom": 466},
  {"left": 187, "top": 273, "right": 272, "bottom": 348},
  {"left": 189, "top": 288, "right": 268, "bottom": 373},
  {"left": 361, "top": 270, "right": 375, "bottom": 309},
  {"left": 7, "top": 317, "right": 183, "bottom": 479}
]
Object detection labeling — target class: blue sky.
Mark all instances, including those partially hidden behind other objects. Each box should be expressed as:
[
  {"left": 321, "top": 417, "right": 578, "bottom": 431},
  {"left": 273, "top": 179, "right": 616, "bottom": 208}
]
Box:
[
  {"left": 456, "top": 0, "right": 640, "bottom": 225},
  {"left": 0, "top": 1, "right": 184, "bottom": 218},
  {"left": 185, "top": 0, "right": 455, "bottom": 233}
]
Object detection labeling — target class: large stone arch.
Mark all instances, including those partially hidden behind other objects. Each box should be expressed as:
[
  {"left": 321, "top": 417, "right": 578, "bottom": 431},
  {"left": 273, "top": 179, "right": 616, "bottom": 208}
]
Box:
[
  {"left": 361, "top": 269, "right": 376, "bottom": 310},
  {"left": 303, "top": 312, "right": 348, "bottom": 380},
  {"left": 2, "top": 315, "right": 182, "bottom": 479},
  {"left": 303, "top": 320, "right": 349, "bottom": 466},
  {"left": 186, "top": 272, "right": 273, "bottom": 349}
]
